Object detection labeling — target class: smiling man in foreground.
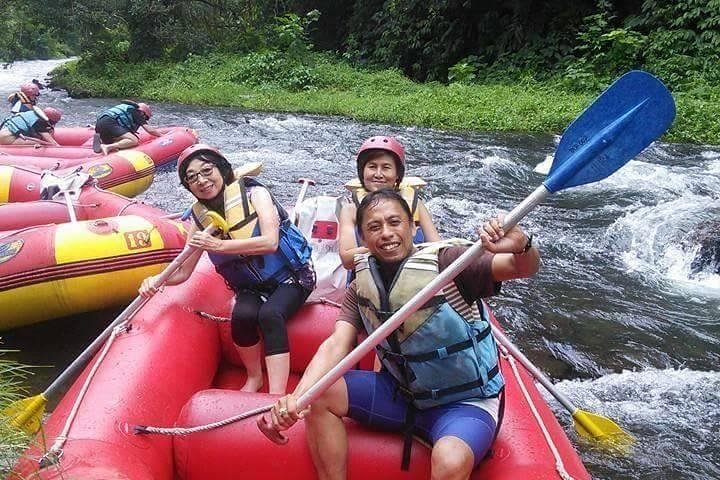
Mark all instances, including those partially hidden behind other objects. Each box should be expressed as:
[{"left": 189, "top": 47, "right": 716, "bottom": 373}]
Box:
[{"left": 258, "top": 188, "right": 540, "bottom": 480}]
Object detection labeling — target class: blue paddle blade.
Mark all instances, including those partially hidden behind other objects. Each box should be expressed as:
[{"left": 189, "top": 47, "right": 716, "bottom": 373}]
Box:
[{"left": 544, "top": 70, "right": 676, "bottom": 193}]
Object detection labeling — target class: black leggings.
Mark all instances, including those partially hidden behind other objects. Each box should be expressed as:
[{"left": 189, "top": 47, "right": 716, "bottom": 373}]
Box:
[{"left": 231, "top": 283, "right": 310, "bottom": 356}]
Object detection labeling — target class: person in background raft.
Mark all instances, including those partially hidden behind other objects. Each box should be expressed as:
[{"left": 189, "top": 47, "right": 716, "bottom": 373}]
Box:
[
  {"left": 7, "top": 83, "right": 40, "bottom": 114},
  {"left": 94, "top": 101, "right": 161, "bottom": 155},
  {"left": 258, "top": 188, "right": 540, "bottom": 479},
  {"left": 139, "top": 144, "right": 316, "bottom": 395},
  {"left": 0, "top": 106, "right": 62, "bottom": 146},
  {"left": 339, "top": 136, "right": 440, "bottom": 270}
]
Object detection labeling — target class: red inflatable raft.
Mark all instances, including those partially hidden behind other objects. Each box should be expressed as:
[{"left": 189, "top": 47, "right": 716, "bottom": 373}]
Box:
[
  {"left": 0, "top": 126, "right": 198, "bottom": 167},
  {"left": 0, "top": 150, "right": 156, "bottom": 200},
  {"left": 0, "top": 179, "right": 187, "bottom": 330},
  {"left": 12, "top": 256, "right": 590, "bottom": 479}
]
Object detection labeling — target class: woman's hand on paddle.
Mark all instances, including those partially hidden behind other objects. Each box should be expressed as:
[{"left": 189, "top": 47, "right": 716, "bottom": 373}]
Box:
[
  {"left": 257, "top": 394, "right": 305, "bottom": 445},
  {"left": 480, "top": 214, "right": 529, "bottom": 254},
  {"left": 139, "top": 275, "right": 162, "bottom": 298},
  {"left": 188, "top": 230, "right": 223, "bottom": 252}
]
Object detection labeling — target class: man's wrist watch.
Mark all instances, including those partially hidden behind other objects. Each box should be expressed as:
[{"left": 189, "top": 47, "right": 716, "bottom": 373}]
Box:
[{"left": 517, "top": 234, "right": 533, "bottom": 254}]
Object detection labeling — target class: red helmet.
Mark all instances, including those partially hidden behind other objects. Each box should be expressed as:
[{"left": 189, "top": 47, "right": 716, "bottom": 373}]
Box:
[
  {"left": 177, "top": 143, "right": 233, "bottom": 189},
  {"left": 21, "top": 83, "right": 40, "bottom": 99},
  {"left": 356, "top": 136, "right": 406, "bottom": 186},
  {"left": 43, "top": 107, "right": 62, "bottom": 124},
  {"left": 137, "top": 102, "right": 152, "bottom": 120}
]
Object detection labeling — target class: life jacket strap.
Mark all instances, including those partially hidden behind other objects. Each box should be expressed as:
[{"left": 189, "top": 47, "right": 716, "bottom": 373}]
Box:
[
  {"left": 400, "top": 404, "right": 416, "bottom": 471},
  {"left": 357, "top": 295, "right": 445, "bottom": 322},
  {"left": 402, "top": 325, "right": 492, "bottom": 363},
  {"left": 226, "top": 212, "right": 259, "bottom": 235},
  {"left": 411, "top": 364, "right": 501, "bottom": 402}
]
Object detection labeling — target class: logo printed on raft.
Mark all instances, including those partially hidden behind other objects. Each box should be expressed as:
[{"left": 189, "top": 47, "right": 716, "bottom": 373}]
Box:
[
  {"left": 87, "top": 163, "right": 113, "bottom": 179},
  {"left": 0, "top": 239, "right": 24, "bottom": 265},
  {"left": 160, "top": 138, "right": 174, "bottom": 146},
  {"left": 124, "top": 230, "right": 152, "bottom": 250}
]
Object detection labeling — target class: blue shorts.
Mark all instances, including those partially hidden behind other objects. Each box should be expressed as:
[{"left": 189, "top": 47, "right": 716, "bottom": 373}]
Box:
[{"left": 344, "top": 370, "right": 497, "bottom": 467}]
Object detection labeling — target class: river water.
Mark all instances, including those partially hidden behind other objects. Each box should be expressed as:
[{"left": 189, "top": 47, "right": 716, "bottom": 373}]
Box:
[{"left": 1, "top": 60, "right": 718, "bottom": 480}]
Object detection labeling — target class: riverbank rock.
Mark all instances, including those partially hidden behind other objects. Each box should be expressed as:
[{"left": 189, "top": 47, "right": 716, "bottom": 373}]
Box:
[{"left": 687, "top": 223, "right": 720, "bottom": 275}]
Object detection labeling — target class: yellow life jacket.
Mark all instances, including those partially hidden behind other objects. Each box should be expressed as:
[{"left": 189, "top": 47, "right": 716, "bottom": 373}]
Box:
[
  {"left": 190, "top": 168, "right": 312, "bottom": 289},
  {"left": 7, "top": 92, "right": 30, "bottom": 105},
  {"left": 344, "top": 176, "right": 427, "bottom": 224},
  {"left": 190, "top": 162, "right": 264, "bottom": 240}
]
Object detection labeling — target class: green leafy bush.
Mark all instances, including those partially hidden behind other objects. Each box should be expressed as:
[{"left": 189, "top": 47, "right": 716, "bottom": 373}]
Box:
[{"left": 448, "top": 61, "right": 477, "bottom": 84}]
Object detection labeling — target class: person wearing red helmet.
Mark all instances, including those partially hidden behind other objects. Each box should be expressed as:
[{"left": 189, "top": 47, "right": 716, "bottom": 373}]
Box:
[
  {"left": 338, "top": 135, "right": 440, "bottom": 269},
  {"left": 0, "top": 106, "right": 61, "bottom": 146},
  {"left": 7, "top": 82, "right": 40, "bottom": 114},
  {"left": 94, "top": 100, "right": 161, "bottom": 155},
  {"left": 139, "top": 144, "right": 316, "bottom": 395}
]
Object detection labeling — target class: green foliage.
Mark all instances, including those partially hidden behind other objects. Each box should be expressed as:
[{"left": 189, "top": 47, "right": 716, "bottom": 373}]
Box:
[
  {"left": 270, "top": 10, "right": 320, "bottom": 59},
  {"left": 0, "top": 350, "right": 31, "bottom": 475},
  {"left": 54, "top": 51, "right": 720, "bottom": 144},
  {"left": 563, "top": 2, "right": 647, "bottom": 91},
  {"left": 630, "top": 0, "right": 720, "bottom": 87},
  {"left": 0, "top": 0, "right": 74, "bottom": 61},
  {"left": 448, "top": 61, "right": 477, "bottom": 84},
  {"left": 231, "top": 51, "right": 322, "bottom": 91},
  {"left": 342, "top": 0, "right": 597, "bottom": 82}
]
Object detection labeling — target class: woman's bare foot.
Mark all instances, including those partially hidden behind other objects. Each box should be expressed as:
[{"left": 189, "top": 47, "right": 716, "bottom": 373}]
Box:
[{"left": 240, "top": 376, "right": 263, "bottom": 392}]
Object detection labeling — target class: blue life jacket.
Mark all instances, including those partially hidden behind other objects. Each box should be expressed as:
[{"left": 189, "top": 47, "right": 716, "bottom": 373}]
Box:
[
  {"left": 191, "top": 177, "right": 312, "bottom": 290},
  {"left": 354, "top": 239, "right": 504, "bottom": 409},
  {"left": 99, "top": 103, "right": 140, "bottom": 132},
  {"left": 1, "top": 109, "right": 42, "bottom": 136}
]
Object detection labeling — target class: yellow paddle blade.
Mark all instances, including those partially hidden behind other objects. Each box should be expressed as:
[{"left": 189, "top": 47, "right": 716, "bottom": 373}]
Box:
[
  {"left": 2, "top": 394, "right": 47, "bottom": 435},
  {"left": 573, "top": 408, "right": 635, "bottom": 451}
]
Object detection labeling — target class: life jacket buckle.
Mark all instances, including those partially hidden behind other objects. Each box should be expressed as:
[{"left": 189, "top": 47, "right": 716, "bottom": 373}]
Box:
[
  {"left": 430, "top": 389, "right": 440, "bottom": 400},
  {"left": 436, "top": 347, "right": 449, "bottom": 359}
]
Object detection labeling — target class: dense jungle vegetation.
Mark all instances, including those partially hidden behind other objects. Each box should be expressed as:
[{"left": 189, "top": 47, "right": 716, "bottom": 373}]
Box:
[{"left": 2, "top": 0, "right": 720, "bottom": 143}]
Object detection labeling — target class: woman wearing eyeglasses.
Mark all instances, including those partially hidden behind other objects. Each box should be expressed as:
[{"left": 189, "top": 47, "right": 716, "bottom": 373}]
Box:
[
  {"left": 139, "top": 144, "right": 315, "bottom": 394},
  {"left": 0, "top": 106, "right": 62, "bottom": 145}
]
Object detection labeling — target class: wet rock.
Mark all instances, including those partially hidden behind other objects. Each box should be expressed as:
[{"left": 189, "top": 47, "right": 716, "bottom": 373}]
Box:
[{"left": 688, "top": 223, "right": 720, "bottom": 275}]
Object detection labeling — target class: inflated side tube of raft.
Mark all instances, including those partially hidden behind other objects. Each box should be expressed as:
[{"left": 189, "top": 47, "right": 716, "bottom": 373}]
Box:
[
  {"left": 0, "top": 214, "right": 187, "bottom": 330},
  {"left": 0, "top": 150, "right": 155, "bottom": 200},
  {"left": 0, "top": 126, "right": 199, "bottom": 166}
]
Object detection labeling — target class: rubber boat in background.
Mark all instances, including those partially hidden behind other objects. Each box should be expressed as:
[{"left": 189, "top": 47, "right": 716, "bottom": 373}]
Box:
[
  {"left": 0, "top": 173, "right": 187, "bottom": 330},
  {"left": 11, "top": 260, "right": 590, "bottom": 479},
  {"left": 0, "top": 150, "right": 155, "bottom": 200},
  {"left": 0, "top": 126, "right": 198, "bottom": 167}
]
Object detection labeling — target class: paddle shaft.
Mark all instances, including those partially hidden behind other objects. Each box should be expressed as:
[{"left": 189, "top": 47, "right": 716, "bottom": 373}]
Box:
[
  {"left": 41, "top": 225, "right": 217, "bottom": 401},
  {"left": 19, "top": 134, "right": 52, "bottom": 146},
  {"left": 292, "top": 178, "right": 315, "bottom": 223},
  {"left": 295, "top": 185, "right": 550, "bottom": 412},
  {"left": 62, "top": 192, "right": 77, "bottom": 222},
  {"left": 490, "top": 325, "right": 576, "bottom": 413}
]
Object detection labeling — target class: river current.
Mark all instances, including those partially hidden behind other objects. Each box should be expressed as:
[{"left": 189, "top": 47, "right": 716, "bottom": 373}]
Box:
[{"left": 1, "top": 59, "right": 718, "bottom": 480}]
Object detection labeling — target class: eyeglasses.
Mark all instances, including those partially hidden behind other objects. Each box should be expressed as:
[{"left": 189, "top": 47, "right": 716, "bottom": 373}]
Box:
[{"left": 185, "top": 164, "right": 216, "bottom": 184}]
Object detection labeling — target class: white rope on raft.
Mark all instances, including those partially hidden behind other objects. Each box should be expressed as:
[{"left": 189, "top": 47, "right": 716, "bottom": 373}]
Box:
[
  {"left": 497, "top": 341, "right": 577, "bottom": 480},
  {"left": 190, "top": 297, "right": 343, "bottom": 323},
  {"left": 39, "top": 322, "right": 133, "bottom": 468},
  {"left": 136, "top": 299, "right": 346, "bottom": 435},
  {"left": 132, "top": 404, "right": 272, "bottom": 436}
]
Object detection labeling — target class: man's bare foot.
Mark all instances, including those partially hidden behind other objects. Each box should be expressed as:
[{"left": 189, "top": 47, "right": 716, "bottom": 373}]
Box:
[
  {"left": 100, "top": 144, "right": 113, "bottom": 156},
  {"left": 240, "top": 376, "right": 263, "bottom": 393}
]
